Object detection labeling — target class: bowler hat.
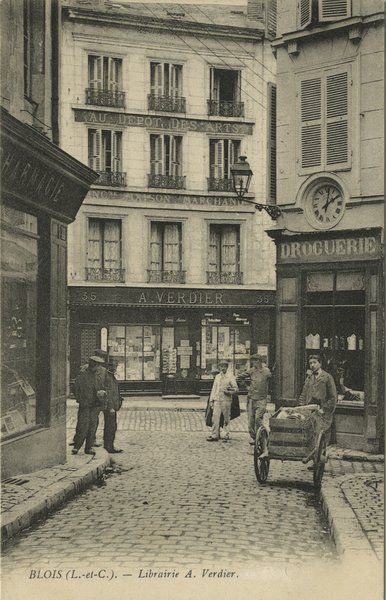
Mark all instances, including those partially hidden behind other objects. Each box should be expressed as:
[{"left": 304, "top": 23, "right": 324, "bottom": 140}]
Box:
[{"left": 89, "top": 355, "right": 105, "bottom": 364}]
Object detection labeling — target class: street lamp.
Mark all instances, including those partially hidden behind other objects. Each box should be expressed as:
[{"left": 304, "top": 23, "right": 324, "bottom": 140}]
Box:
[{"left": 230, "top": 155, "right": 282, "bottom": 220}]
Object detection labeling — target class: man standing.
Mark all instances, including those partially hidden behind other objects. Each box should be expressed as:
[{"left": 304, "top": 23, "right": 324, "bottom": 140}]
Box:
[
  {"left": 104, "top": 359, "right": 123, "bottom": 454},
  {"left": 207, "top": 359, "right": 238, "bottom": 442},
  {"left": 239, "top": 354, "right": 272, "bottom": 448},
  {"left": 72, "top": 355, "right": 107, "bottom": 455}
]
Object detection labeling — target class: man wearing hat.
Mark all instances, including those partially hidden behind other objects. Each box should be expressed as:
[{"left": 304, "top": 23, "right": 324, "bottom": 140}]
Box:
[
  {"left": 72, "top": 355, "right": 107, "bottom": 455},
  {"left": 207, "top": 359, "right": 238, "bottom": 442},
  {"left": 238, "top": 354, "right": 271, "bottom": 449}
]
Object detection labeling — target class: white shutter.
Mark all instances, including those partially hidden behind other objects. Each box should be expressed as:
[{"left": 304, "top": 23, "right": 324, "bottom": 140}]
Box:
[
  {"left": 221, "top": 226, "right": 238, "bottom": 273},
  {"left": 214, "top": 140, "right": 224, "bottom": 179},
  {"left": 300, "top": 77, "right": 322, "bottom": 169},
  {"left": 104, "top": 221, "right": 121, "bottom": 270},
  {"left": 112, "top": 131, "right": 121, "bottom": 173},
  {"left": 151, "top": 62, "right": 163, "bottom": 97},
  {"left": 150, "top": 222, "right": 162, "bottom": 271},
  {"left": 150, "top": 135, "right": 164, "bottom": 175},
  {"left": 208, "top": 226, "right": 220, "bottom": 272},
  {"left": 163, "top": 223, "right": 180, "bottom": 272},
  {"left": 297, "top": 0, "right": 312, "bottom": 30},
  {"left": 87, "top": 219, "right": 101, "bottom": 268},
  {"left": 89, "top": 56, "right": 102, "bottom": 90},
  {"left": 326, "top": 70, "right": 349, "bottom": 166},
  {"left": 170, "top": 65, "right": 181, "bottom": 98},
  {"left": 227, "top": 140, "right": 236, "bottom": 179},
  {"left": 107, "top": 58, "right": 119, "bottom": 92},
  {"left": 170, "top": 136, "right": 181, "bottom": 177},
  {"left": 88, "top": 129, "right": 101, "bottom": 171},
  {"left": 319, "top": 0, "right": 351, "bottom": 21}
]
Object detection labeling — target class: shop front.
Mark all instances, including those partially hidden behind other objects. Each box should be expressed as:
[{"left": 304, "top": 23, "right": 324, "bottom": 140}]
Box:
[
  {"left": 1, "top": 109, "right": 96, "bottom": 478},
  {"left": 69, "top": 287, "right": 276, "bottom": 395},
  {"left": 270, "top": 228, "right": 384, "bottom": 453}
]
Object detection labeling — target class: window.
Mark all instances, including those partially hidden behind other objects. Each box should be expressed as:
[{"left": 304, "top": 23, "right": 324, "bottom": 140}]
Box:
[
  {"left": 304, "top": 270, "right": 365, "bottom": 402},
  {"left": 88, "top": 129, "right": 125, "bottom": 186},
  {"left": 208, "top": 224, "right": 241, "bottom": 284},
  {"left": 23, "top": 0, "right": 32, "bottom": 97},
  {"left": 149, "top": 62, "right": 185, "bottom": 112},
  {"left": 208, "top": 68, "right": 244, "bottom": 117},
  {"left": 201, "top": 322, "right": 251, "bottom": 380},
  {"left": 267, "top": 82, "right": 277, "bottom": 203},
  {"left": 148, "top": 222, "right": 184, "bottom": 283},
  {"left": 86, "top": 219, "right": 124, "bottom": 282},
  {"left": 108, "top": 325, "right": 161, "bottom": 381},
  {"left": 87, "top": 55, "right": 124, "bottom": 108},
  {"left": 1, "top": 206, "right": 38, "bottom": 438},
  {"left": 148, "top": 135, "right": 185, "bottom": 189},
  {"left": 298, "top": 0, "right": 351, "bottom": 29},
  {"left": 299, "top": 66, "right": 350, "bottom": 172},
  {"left": 208, "top": 139, "right": 240, "bottom": 192}
]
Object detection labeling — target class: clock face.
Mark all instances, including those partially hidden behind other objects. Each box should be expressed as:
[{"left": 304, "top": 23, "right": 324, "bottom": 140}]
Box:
[{"left": 307, "top": 183, "right": 345, "bottom": 229}]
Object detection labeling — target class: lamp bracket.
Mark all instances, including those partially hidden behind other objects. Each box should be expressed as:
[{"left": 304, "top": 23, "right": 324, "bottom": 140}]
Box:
[{"left": 240, "top": 197, "right": 282, "bottom": 220}]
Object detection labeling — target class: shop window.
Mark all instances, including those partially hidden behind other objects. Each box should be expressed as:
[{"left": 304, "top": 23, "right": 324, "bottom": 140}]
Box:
[
  {"left": 1, "top": 206, "right": 38, "bottom": 438},
  {"left": 148, "top": 222, "right": 184, "bottom": 283},
  {"left": 87, "top": 55, "right": 124, "bottom": 108},
  {"left": 86, "top": 218, "right": 124, "bottom": 282},
  {"left": 201, "top": 322, "right": 251, "bottom": 379},
  {"left": 208, "top": 139, "right": 241, "bottom": 192},
  {"left": 108, "top": 325, "right": 161, "bottom": 381},
  {"left": 88, "top": 129, "right": 126, "bottom": 187},
  {"left": 208, "top": 68, "right": 244, "bottom": 117},
  {"left": 149, "top": 134, "right": 185, "bottom": 189},
  {"left": 208, "top": 224, "right": 242, "bottom": 284},
  {"left": 149, "top": 62, "right": 185, "bottom": 113},
  {"left": 304, "top": 270, "right": 365, "bottom": 403}
]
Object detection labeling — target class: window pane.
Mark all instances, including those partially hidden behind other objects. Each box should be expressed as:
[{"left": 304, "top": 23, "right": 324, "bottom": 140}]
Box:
[
  {"left": 143, "top": 325, "right": 160, "bottom": 381},
  {"left": 126, "top": 326, "right": 143, "bottom": 380},
  {"left": 306, "top": 271, "right": 333, "bottom": 304},
  {"left": 108, "top": 325, "right": 126, "bottom": 380},
  {"left": 1, "top": 207, "right": 38, "bottom": 438},
  {"left": 335, "top": 271, "right": 365, "bottom": 305}
]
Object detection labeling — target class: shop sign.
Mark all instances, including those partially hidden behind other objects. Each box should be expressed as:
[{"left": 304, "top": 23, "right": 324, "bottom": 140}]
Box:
[
  {"left": 88, "top": 189, "right": 246, "bottom": 208},
  {"left": 74, "top": 109, "right": 254, "bottom": 135},
  {"left": 72, "top": 287, "right": 275, "bottom": 308},
  {"left": 278, "top": 235, "right": 381, "bottom": 263}
]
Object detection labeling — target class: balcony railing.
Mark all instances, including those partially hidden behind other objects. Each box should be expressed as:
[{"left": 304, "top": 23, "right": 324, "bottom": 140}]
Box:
[
  {"left": 147, "top": 270, "right": 186, "bottom": 284},
  {"left": 207, "top": 99, "right": 244, "bottom": 118},
  {"left": 85, "top": 88, "right": 125, "bottom": 108},
  {"left": 207, "top": 177, "right": 234, "bottom": 192},
  {"left": 207, "top": 271, "right": 243, "bottom": 284},
  {"left": 95, "top": 171, "right": 126, "bottom": 187},
  {"left": 148, "top": 94, "right": 186, "bottom": 113},
  {"left": 86, "top": 267, "right": 125, "bottom": 282},
  {"left": 148, "top": 174, "right": 186, "bottom": 189}
]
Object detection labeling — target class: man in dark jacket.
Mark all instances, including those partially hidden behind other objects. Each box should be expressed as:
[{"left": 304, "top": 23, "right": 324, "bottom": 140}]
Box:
[
  {"left": 72, "top": 356, "right": 107, "bottom": 455},
  {"left": 103, "top": 359, "right": 123, "bottom": 453}
]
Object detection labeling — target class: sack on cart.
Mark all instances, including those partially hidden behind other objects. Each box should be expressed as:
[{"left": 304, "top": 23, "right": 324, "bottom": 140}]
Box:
[{"left": 268, "top": 405, "right": 319, "bottom": 459}]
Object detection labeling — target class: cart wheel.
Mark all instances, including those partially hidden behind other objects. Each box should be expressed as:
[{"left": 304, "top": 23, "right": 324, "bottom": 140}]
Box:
[
  {"left": 254, "top": 426, "right": 270, "bottom": 483},
  {"left": 313, "top": 433, "right": 327, "bottom": 491}
]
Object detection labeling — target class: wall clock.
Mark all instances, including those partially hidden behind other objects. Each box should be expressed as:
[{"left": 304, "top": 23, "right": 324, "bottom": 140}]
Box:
[{"left": 305, "top": 182, "right": 345, "bottom": 230}]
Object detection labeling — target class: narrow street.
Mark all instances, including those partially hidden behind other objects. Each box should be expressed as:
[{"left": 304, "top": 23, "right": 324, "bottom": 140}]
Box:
[{"left": 2, "top": 407, "right": 336, "bottom": 571}]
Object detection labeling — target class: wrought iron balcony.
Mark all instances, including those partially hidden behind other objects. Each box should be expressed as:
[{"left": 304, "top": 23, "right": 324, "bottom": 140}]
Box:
[
  {"left": 86, "top": 267, "right": 125, "bottom": 282},
  {"left": 148, "top": 94, "right": 186, "bottom": 113},
  {"left": 207, "top": 177, "right": 234, "bottom": 192},
  {"left": 207, "top": 100, "right": 244, "bottom": 118},
  {"left": 148, "top": 173, "right": 186, "bottom": 189},
  {"left": 95, "top": 171, "right": 126, "bottom": 187},
  {"left": 207, "top": 271, "right": 243, "bottom": 285},
  {"left": 147, "top": 270, "right": 186, "bottom": 284},
  {"left": 85, "top": 88, "right": 125, "bottom": 108}
]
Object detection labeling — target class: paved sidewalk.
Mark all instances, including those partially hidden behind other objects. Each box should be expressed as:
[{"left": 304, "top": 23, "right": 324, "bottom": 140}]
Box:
[{"left": 1, "top": 401, "right": 384, "bottom": 567}]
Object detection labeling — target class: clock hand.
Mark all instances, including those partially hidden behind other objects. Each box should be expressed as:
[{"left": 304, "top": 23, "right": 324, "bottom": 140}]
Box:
[
  {"left": 324, "top": 194, "right": 340, "bottom": 211},
  {"left": 322, "top": 189, "right": 331, "bottom": 212}
]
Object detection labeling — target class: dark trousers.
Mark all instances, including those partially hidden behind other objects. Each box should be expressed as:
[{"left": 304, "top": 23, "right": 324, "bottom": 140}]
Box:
[
  {"left": 103, "top": 410, "right": 117, "bottom": 451},
  {"left": 73, "top": 405, "right": 100, "bottom": 451}
]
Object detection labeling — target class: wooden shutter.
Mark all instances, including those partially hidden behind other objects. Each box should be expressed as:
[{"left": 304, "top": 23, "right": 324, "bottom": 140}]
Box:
[
  {"left": 300, "top": 77, "right": 322, "bottom": 169},
  {"left": 89, "top": 55, "right": 102, "bottom": 90},
  {"left": 103, "top": 220, "right": 121, "bottom": 270},
  {"left": 221, "top": 226, "right": 238, "bottom": 273},
  {"left": 150, "top": 62, "right": 163, "bottom": 97},
  {"left": 267, "top": 82, "right": 277, "bottom": 203},
  {"left": 88, "top": 219, "right": 101, "bottom": 268},
  {"left": 171, "top": 136, "right": 181, "bottom": 177},
  {"left": 112, "top": 131, "right": 122, "bottom": 173},
  {"left": 214, "top": 140, "right": 224, "bottom": 179},
  {"left": 326, "top": 71, "right": 349, "bottom": 166},
  {"left": 210, "top": 67, "right": 220, "bottom": 102},
  {"left": 108, "top": 57, "right": 120, "bottom": 91},
  {"left": 319, "top": 0, "right": 351, "bottom": 21},
  {"left": 88, "top": 129, "right": 101, "bottom": 171},
  {"left": 163, "top": 223, "right": 181, "bottom": 272},
  {"left": 266, "top": 0, "right": 277, "bottom": 38},
  {"left": 297, "top": 0, "right": 312, "bottom": 29},
  {"left": 209, "top": 226, "right": 220, "bottom": 272},
  {"left": 171, "top": 65, "right": 181, "bottom": 98},
  {"left": 150, "top": 134, "right": 164, "bottom": 175},
  {"left": 150, "top": 222, "right": 162, "bottom": 271}
]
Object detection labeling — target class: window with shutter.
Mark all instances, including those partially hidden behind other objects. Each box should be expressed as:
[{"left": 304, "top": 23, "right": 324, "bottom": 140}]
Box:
[
  {"left": 170, "top": 137, "right": 181, "bottom": 177},
  {"left": 170, "top": 65, "right": 182, "bottom": 98},
  {"left": 103, "top": 221, "right": 121, "bottom": 270},
  {"left": 267, "top": 82, "right": 277, "bottom": 203},
  {"left": 163, "top": 223, "right": 181, "bottom": 272},
  {"left": 88, "top": 56, "right": 102, "bottom": 91},
  {"left": 326, "top": 71, "right": 348, "bottom": 166},
  {"left": 150, "top": 223, "right": 162, "bottom": 271},
  {"left": 112, "top": 131, "right": 122, "bottom": 173},
  {"left": 150, "top": 135, "right": 163, "bottom": 175},
  {"left": 266, "top": 0, "right": 277, "bottom": 38},
  {"left": 319, "top": 0, "right": 351, "bottom": 21},
  {"left": 209, "top": 226, "right": 221, "bottom": 272},
  {"left": 298, "top": 0, "right": 312, "bottom": 29},
  {"left": 88, "top": 129, "right": 101, "bottom": 171},
  {"left": 150, "top": 62, "right": 164, "bottom": 97},
  {"left": 301, "top": 77, "right": 322, "bottom": 169},
  {"left": 88, "top": 219, "right": 102, "bottom": 268},
  {"left": 221, "top": 226, "right": 239, "bottom": 273}
]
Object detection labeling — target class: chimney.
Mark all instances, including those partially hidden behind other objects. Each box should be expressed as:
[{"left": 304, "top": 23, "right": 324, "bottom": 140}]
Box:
[{"left": 247, "top": 0, "right": 265, "bottom": 20}]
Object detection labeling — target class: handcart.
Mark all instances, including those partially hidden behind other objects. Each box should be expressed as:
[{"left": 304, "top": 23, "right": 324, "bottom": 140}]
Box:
[{"left": 253, "top": 406, "right": 327, "bottom": 491}]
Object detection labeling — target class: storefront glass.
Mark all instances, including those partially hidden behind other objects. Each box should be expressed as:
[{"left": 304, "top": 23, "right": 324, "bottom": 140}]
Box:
[
  {"left": 201, "top": 321, "right": 251, "bottom": 379},
  {"left": 304, "top": 270, "right": 365, "bottom": 403},
  {"left": 108, "top": 324, "right": 161, "bottom": 380},
  {"left": 1, "top": 206, "right": 38, "bottom": 438}
]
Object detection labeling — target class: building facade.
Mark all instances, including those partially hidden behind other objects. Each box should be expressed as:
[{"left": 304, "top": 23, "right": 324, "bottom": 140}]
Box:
[
  {"left": 61, "top": 1, "right": 278, "bottom": 395},
  {"left": 270, "top": 0, "right": 384, "bottom": 451},
  {"left": 1, "top": 0, "right": 96, "bottom": 477}
]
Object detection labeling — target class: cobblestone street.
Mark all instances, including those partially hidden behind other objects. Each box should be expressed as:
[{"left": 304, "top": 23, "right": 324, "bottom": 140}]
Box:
[{"left": 2, "top": 408, "right": 337, "bottom": 571}]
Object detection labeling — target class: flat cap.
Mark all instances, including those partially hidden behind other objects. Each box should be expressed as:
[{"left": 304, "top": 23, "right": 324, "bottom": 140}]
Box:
[
  {"left": 218, "top": 359, "right": 229, "bottom": 365},
  {"left": 250, "top": 354, "right": 264, "bottom": 361},
  {"left": 89, "top": 355, "right": 105, "bottom": 364}
]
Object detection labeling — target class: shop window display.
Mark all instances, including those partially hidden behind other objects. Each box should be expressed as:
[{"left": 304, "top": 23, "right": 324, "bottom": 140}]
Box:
[
  {"left": 304, "top": 270, "right": 365, "bottom": 403},
  {"left": 1, "top": 206, "right": 38, "bottom": 438},
  {"left": 201, "top": 321, "right": 251, "bottom": 379},
  {"left": 107, "top": 325, "right": 160, "bottom": 380}
]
